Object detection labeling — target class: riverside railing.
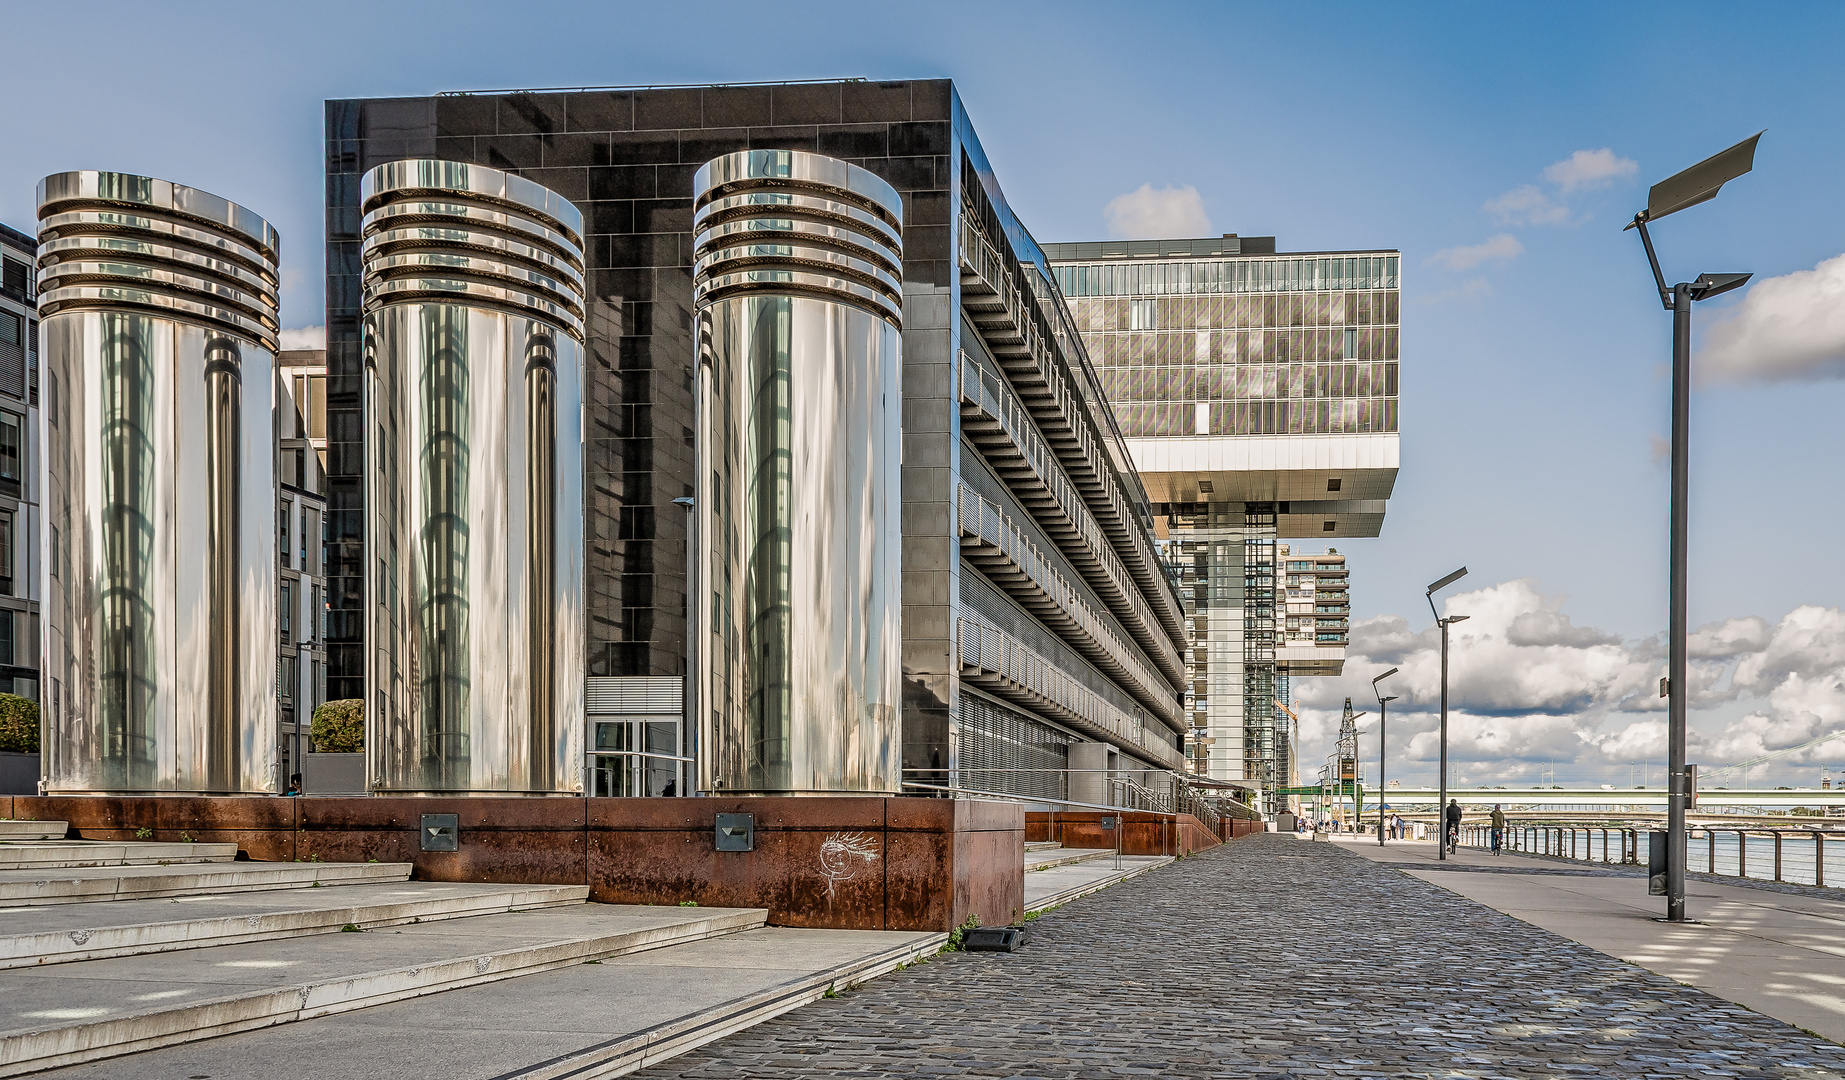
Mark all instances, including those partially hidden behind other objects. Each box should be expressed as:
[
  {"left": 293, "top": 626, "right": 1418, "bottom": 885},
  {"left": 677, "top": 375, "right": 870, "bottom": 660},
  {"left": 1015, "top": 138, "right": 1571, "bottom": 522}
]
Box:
[{"left": 1461, "top": 823, "right": 1845, "bottom": 888}]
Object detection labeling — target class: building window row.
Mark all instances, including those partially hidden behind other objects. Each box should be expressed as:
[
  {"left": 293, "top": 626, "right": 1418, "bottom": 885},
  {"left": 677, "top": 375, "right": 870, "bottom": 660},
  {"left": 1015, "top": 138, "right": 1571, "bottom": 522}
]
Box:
[{"left": 1054, "top": 255, "right": 1400, "bottom": 299}]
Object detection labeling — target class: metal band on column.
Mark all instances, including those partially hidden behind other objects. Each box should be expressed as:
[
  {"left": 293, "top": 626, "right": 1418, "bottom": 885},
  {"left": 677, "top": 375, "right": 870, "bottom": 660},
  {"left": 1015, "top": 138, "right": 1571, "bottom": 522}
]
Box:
[
  {"left": 693, "top": 150, "right": 903, "bottom": 795},
  {"left": 360, "top": 160, "right": 586, "bottom": 795},
  {"left": 37, "top": 171, "right": 281, "bottom": 793}
]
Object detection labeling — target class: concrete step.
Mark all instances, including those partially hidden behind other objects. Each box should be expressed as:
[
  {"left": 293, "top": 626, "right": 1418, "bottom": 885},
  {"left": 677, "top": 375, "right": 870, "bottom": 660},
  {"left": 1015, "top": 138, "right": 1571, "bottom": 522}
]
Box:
[
  {"left": 1025, "top": 847, "right": 1116, "bottom": 871},
  {"left": 1025, "top": 854, "right": 1173, "bottom": 914},
  {"left": 0, "top": 822, "right": 65, "bottom": 842},
  {"left": 0, "top": 841, "right": 239, "bottom": 870},
  {"left": 0, "top": 880, "right": 592, "bottom": 970},
  {"left": 7, "top": 925, "right": 948, "bottom": 1080},
  {"left": 0, "top": 904, "right": 767, "bottom": 1077},
  {"left": 1024, "top": 841, "right": 1063, "bottom": 853},
  {"left": 0, "top": 860, "right": 413, "bottom": 908}
]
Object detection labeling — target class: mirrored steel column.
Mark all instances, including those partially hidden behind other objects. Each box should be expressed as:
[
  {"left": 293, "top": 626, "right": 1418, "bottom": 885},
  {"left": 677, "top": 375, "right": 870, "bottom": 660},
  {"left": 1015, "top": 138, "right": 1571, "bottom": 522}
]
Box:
[
  {"left": 36, "top": 172, "right": 280, "bottom": 793},
  {"left": 693, "top": 150, "right": 903, "bottom": 795},
  {"left": 361, "top": 160, "right": 586, "bottom": 795}
]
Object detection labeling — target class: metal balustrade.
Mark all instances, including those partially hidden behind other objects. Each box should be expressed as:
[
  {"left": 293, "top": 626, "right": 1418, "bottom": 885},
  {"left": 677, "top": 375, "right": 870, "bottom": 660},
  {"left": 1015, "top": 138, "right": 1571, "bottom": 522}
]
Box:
[{"left": 1461, "top": 823, "right": 1844, "bottom": 888}]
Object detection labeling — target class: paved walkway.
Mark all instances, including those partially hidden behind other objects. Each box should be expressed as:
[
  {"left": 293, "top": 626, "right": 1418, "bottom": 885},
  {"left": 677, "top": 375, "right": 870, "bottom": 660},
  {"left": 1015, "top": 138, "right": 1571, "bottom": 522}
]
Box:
[
  {"left": 638, "top": 833, "right": 1845, "bottom": 1079},
  {"left": 1345, "top": 835, "right": 1845, "bottom": 1044}
]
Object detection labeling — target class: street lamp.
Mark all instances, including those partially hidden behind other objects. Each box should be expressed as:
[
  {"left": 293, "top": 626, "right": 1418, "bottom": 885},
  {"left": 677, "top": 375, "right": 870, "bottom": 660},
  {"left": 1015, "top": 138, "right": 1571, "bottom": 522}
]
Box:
[
  {"left": 673, "top": 495, "right": 696, "bottom": 797},
  {"left": 1373, "top": 667, "right": 1399, "bottom": 846},
  {"left": 1427, "top": 567, "right": 1469, "bottom": 861},
  {"left": 1626, "top": 132, "right": 1759, "bottom": 923}
]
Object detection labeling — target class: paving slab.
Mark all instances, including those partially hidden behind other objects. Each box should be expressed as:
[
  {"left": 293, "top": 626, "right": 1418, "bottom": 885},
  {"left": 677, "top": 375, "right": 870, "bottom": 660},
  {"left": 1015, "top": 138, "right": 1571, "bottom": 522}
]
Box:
[
  {"left": 0, "top": 904, "right": 766, "bottom": 1077},
  {"left": 0, "top": 880, "right": 591, "bottom": 968},
  {"left": 0, "top": 822, "right": 65, "bottom": 841},
  {"left": 0, "top": 859, "right": 411, "bottom": 906},
  {"left": 1023, "top": 845, "right": 1112, "bottom": 870},
  {"left": 1024, "top": 853, "right": 1169, "bottom": 912},
  {"left": 1343, "top": 835, "right": 1845, "bottom": 1044},
  {"left": 24, "top": 926, "right": 943, "bottom": 1080},
  {"left": 0, "top": 839, "right": 238, "bottom": 869}
]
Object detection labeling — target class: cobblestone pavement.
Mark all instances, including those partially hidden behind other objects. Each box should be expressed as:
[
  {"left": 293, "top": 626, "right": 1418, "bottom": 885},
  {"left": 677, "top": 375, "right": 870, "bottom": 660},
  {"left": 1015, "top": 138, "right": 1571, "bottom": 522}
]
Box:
[{"left": 634, "top": 833, "right": 1845, "bottom": 1079}]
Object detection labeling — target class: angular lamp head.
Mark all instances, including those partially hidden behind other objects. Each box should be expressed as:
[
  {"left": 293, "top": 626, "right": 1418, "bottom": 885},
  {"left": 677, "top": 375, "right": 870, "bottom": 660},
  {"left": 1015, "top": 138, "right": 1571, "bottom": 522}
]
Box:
[
  {"left": 1692, "top": 272, "right": 1752, "bottom": 301},
  {"left": 1426, "top": 566, "right": 1468, "bottom": 595},
  {"left": 1628, "top": 132, "right": 1761, "bottom": 228},
  {"left": 1372, "top": 667, "right": 1399, "bottom": 686}
]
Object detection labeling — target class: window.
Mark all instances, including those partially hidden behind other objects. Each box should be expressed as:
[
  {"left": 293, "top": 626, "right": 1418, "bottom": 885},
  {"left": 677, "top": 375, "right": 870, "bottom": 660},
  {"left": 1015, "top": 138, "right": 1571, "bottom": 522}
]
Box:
[
  {"left": 279, "top": 580, "right": 293, "bottom": 643},
  {"left": 278, "top": 654, "right": 296, "bottom": 702},
  {"left": 0, "top": 609, "right": 13, "bottom": 665},
  {"left": 0, "top": 511, "right": 13, "bottom": 594},
  {"left": 0, "top": 313, "right": 22, "bottom": 400},
  {"left": 48, "top": 526, "right": 56, "bottom": 578},
  {"left": 1129, "top": 299, "right": 1157, "bottom": 330},
  {"left": 0, "top": 258, "right": 25, "bottom": 297},
  {"left": 302, "top": 509, "right": 313, "bottom": 571},
  {"left": 0, "top": 413, "right": 20, "bottom": 498},
  {"left": 278, "top": 502, "right": 291, "bottom": 568}
]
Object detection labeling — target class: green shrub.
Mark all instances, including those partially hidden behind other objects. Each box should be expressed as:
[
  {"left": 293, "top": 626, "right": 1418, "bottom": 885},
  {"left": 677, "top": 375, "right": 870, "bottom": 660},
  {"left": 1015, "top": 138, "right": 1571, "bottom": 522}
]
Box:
[
  {"left": 0, "top": 693, "right": 39, "bottom": 754},
  {"left": 311, "top": 699, "right": 364, "bottom": 753}
]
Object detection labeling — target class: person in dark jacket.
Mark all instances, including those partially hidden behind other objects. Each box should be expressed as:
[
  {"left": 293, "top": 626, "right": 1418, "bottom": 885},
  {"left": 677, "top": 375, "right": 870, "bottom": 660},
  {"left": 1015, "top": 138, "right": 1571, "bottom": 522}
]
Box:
[
  {"left": 1444, "top": 799, "right": 1462, "bottom": 853},
  {"left": 1490, "top": 804, "right": 1507, "bottom": 855}
]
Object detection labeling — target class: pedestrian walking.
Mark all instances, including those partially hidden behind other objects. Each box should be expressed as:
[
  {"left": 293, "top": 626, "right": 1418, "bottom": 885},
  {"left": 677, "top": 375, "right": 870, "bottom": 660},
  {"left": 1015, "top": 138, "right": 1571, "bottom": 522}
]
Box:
[{"left": 1490, "top": 804, "right": 1507, "bottom": 855}]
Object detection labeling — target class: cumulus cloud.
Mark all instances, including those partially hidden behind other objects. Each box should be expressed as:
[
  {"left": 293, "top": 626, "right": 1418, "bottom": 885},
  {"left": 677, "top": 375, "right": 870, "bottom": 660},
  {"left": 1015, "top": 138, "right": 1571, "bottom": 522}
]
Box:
[
  {"left": 1429, "top": 233, "right": 1523, "bottom": 271},
  {"left": 280, "top": 325, "right": 326, "bottom": 351},
  {"left": 1293, "top": 581, "right": 1845, "bottom": 786},
  {"left": 1541, "top": 148, "right": 1639, "bottom": 193},
  {"left": 1483, "top": 148, "right": 1638, "bottom": 227},
  {"left": 1695, "top": 253, "right": 1845, "bottom": 384},
  {"left": 1484, "top": 185, "right": 1571, "bottom": 227},
  {"left": 1103, "top": 184, "right": 1210, "bottom": 240}
]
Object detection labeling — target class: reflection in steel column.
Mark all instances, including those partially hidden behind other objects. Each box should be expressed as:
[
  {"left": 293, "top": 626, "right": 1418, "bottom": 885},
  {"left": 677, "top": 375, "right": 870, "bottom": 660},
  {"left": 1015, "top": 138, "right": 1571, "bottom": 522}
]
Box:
[
  {"left": 361, "top": 160, "right": 585, "bottom": 795},
  {"left": 692, "top": 150, "right": 903, "bottom": 795},
  {"left": 36, "top": 171, "right": 280, "bottom": 793}
]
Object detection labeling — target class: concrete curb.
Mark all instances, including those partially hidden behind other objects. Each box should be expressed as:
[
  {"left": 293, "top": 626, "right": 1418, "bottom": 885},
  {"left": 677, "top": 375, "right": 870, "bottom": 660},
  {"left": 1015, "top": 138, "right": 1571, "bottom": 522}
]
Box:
[{"left": 0, "top": 860, "right": 413, "bottom": 907}]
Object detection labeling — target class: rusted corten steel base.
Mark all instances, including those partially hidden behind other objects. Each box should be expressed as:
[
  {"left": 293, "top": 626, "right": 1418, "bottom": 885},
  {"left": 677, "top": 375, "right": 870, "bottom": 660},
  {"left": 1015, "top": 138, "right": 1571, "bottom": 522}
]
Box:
[
  {"left": 1025, "top": 811, "right": 1223, "bottom": 856},
  {"left": 1223, "top": 817, "right": 1267, "bottom": 840},
  {"left": 0, "top": 794, "right": 1024, "bottom": 932}
]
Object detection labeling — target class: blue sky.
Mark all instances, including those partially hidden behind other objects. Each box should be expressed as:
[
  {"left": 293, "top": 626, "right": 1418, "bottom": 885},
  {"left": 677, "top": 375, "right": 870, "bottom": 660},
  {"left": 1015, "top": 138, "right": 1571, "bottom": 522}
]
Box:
[{"left": 4, "top": 2, "right": 1841, "bottom": 786}]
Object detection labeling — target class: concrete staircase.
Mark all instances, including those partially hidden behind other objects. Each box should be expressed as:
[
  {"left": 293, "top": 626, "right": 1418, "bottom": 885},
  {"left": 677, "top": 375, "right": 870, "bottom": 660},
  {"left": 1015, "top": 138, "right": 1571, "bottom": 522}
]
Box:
[{"left": 0, "top": 821, "right": 769, "bottom": 1078}]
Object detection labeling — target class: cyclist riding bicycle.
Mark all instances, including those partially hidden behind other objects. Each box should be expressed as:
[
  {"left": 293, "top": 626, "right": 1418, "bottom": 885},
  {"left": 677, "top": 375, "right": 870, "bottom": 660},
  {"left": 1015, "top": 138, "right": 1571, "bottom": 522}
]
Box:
[
  {"left": 1444, "top": 798, "right": 1462, "bottom": 854},
  {"left": 1490, "top": 804, "right": 1507, "bottom": 855}
]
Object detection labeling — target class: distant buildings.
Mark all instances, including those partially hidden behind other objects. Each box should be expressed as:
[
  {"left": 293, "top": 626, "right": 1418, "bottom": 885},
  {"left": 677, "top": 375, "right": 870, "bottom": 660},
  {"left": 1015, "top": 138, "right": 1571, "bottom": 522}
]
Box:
[
  {"left": 276, "top": 348, "right": 329, "bottom": 783},
  {"left": 1045, "top": 235, "right": 1399, "bottom": 814},
  {"left": 0, "top": 224, "right": 39, "bottom": 704}
]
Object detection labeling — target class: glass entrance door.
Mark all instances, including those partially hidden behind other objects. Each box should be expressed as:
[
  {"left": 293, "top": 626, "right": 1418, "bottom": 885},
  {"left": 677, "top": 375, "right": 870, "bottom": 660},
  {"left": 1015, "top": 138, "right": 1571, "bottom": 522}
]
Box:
[{"left": 589, "top": 718, "right": 684, "bottom": 796}]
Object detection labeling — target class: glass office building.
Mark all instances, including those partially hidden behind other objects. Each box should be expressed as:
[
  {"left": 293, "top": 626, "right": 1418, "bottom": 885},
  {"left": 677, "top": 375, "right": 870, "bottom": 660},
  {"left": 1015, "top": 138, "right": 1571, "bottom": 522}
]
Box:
[
  {"left": 324, "top": 80, "right": 1189, "bottom": 800},
  {"left": 1045, "top": 235, "right": 1400, "bottom": 815}
]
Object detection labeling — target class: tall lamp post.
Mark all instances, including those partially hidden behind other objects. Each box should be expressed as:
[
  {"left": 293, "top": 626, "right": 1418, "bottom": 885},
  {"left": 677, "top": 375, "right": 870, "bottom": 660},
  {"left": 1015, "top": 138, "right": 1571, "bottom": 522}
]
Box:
[
  {"left": 1427, "top": 567, "right": 1469, "bottom": 861},
  {"left": 1373, "top": 667, "right": 1398, "bottom": 846},
  {"left": 1626, "top": 133, "right": 1760, "bottom": 922}
]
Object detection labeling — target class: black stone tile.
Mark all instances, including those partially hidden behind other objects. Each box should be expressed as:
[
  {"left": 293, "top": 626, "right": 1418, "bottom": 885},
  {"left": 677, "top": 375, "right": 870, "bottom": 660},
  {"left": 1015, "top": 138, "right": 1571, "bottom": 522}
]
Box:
[
  {"left": 654, "top": 163, "right": 700, "bottom": 202},
  {"left": 583, "top": 200, "right": 635, "bottom": 235},
  {"left": 589, "top": 166, "right": 656, "bottom": 201},
  {"left": 702, "top": 84, "right": 773, "bottom": 127},
  {"left": 604, "top": 233, "right": 675, "bottom": 269},
  {"left": 905, "top": 224, "right": 949, "bottom": 264},
  {"left": 771, "top": 83, "right": 842, "bottom": 125},
  {"left": 863, "top": 156, "right": 938, "bottom": 193},
  {"left": 906, "top": 188, "right": 950, "bottom": 227},
  {"left": 523, "top": 167, "right": 590, "bottom": 203},
  {"left": 608, "top": 131, "right": 681, "bottom": 166},
  {"left": 679, "top": 128, "right": 749, "bottom": 167},
  {"left": 434, "top": 136, "right": 478, "bottom": 165},
  {"left": 633, "top": 199, "right": 691, "bottom": 234},
  {"left": 498, "top": 93, "right": 566, "bottom": 134},
  {"left": 889, "top": 120, "right": 949, "bottom": 158},
  {"left": 436, "top": 96, "right": 499, "bottom": 137},
  {"left": 747, "top": 126, "right": 819, "bottom": 153},
  {"left": 911, "top": 79, "right": 953, "bottom": 121},
  {"left": 819, "top": 124, "right": 890, "bottom": 160},
  {"left": 593, "top": 267, "right": 653, "bottom": 303},
  {"left": 482, "top": 134, "right": 544, "bottom": 170},
  {"left": 842, "top": 81, "right": 914, "bottom": 123},
  {"left": 327, "top": 100, "right": 362, "bottom": 142},
  {"left": 635, "top": 88, "right": 703, "bottom": 131},
  {"left": 564, "top": 91, "right": 634, "bottom": 133},
  {"left": 541, "top": 133, "right": 609, "bottom": 169}
]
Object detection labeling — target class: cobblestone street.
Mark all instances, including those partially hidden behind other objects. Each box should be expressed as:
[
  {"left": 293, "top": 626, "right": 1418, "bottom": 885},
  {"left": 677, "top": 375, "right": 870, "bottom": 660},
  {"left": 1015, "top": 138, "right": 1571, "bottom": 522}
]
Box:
[{"left": 636, "top": 834, "right": 1845, "bottom": 1079}]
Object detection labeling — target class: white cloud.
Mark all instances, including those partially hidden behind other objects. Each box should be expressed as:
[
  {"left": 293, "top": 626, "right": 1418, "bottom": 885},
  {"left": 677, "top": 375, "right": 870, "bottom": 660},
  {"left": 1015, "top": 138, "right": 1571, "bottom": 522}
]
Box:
[
  {"left": 1429, "top": 233, "right": 1523, "bottom": 271},
  {"left": 1293, "top": 581, "right": 1845, "bottom": 786},
  {"left": 279, "top": 325, "right": 326, "bottom": 351},
  {"left": 1103, "top": 184, "right": 1210, "bottom": 240},
  {"left": 1541, "top": 148, "right": 1639, "bottom": 193},
  {"left": 1484, "top": 184, "right": 1571, "bottom": 227},
  {"left": 1695, "top": 253, "right": 1845, "bottom": 384}
]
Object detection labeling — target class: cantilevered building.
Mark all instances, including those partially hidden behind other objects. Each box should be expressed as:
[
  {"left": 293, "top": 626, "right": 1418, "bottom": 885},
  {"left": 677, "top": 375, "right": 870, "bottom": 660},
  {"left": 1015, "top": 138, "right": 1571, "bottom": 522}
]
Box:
[{"left": 1044, "top": 235, "right": 1399, "bottom": 813}]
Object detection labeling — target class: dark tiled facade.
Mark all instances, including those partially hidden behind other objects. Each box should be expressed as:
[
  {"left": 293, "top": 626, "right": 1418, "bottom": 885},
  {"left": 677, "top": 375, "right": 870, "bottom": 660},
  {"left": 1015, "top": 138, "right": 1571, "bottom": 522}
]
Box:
[
  {"left": 324, "top": 79, "right": 1188, "bottom": 788},
  {"left": 324, "top": 81, "right": 955, "bottom": 702}
]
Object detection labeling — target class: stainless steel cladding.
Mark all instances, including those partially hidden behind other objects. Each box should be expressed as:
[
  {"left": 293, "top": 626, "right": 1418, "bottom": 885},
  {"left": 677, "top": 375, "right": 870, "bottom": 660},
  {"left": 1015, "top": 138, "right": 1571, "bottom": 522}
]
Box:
[
  {"left": 36, "top": 172, "right": 280, "bottom": 793},
  {"left": 360, "top": 160, "right": 586, "bottom": 795},
  {"left": 692, "top": 150, "right": 903, "bottom": 796}
]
